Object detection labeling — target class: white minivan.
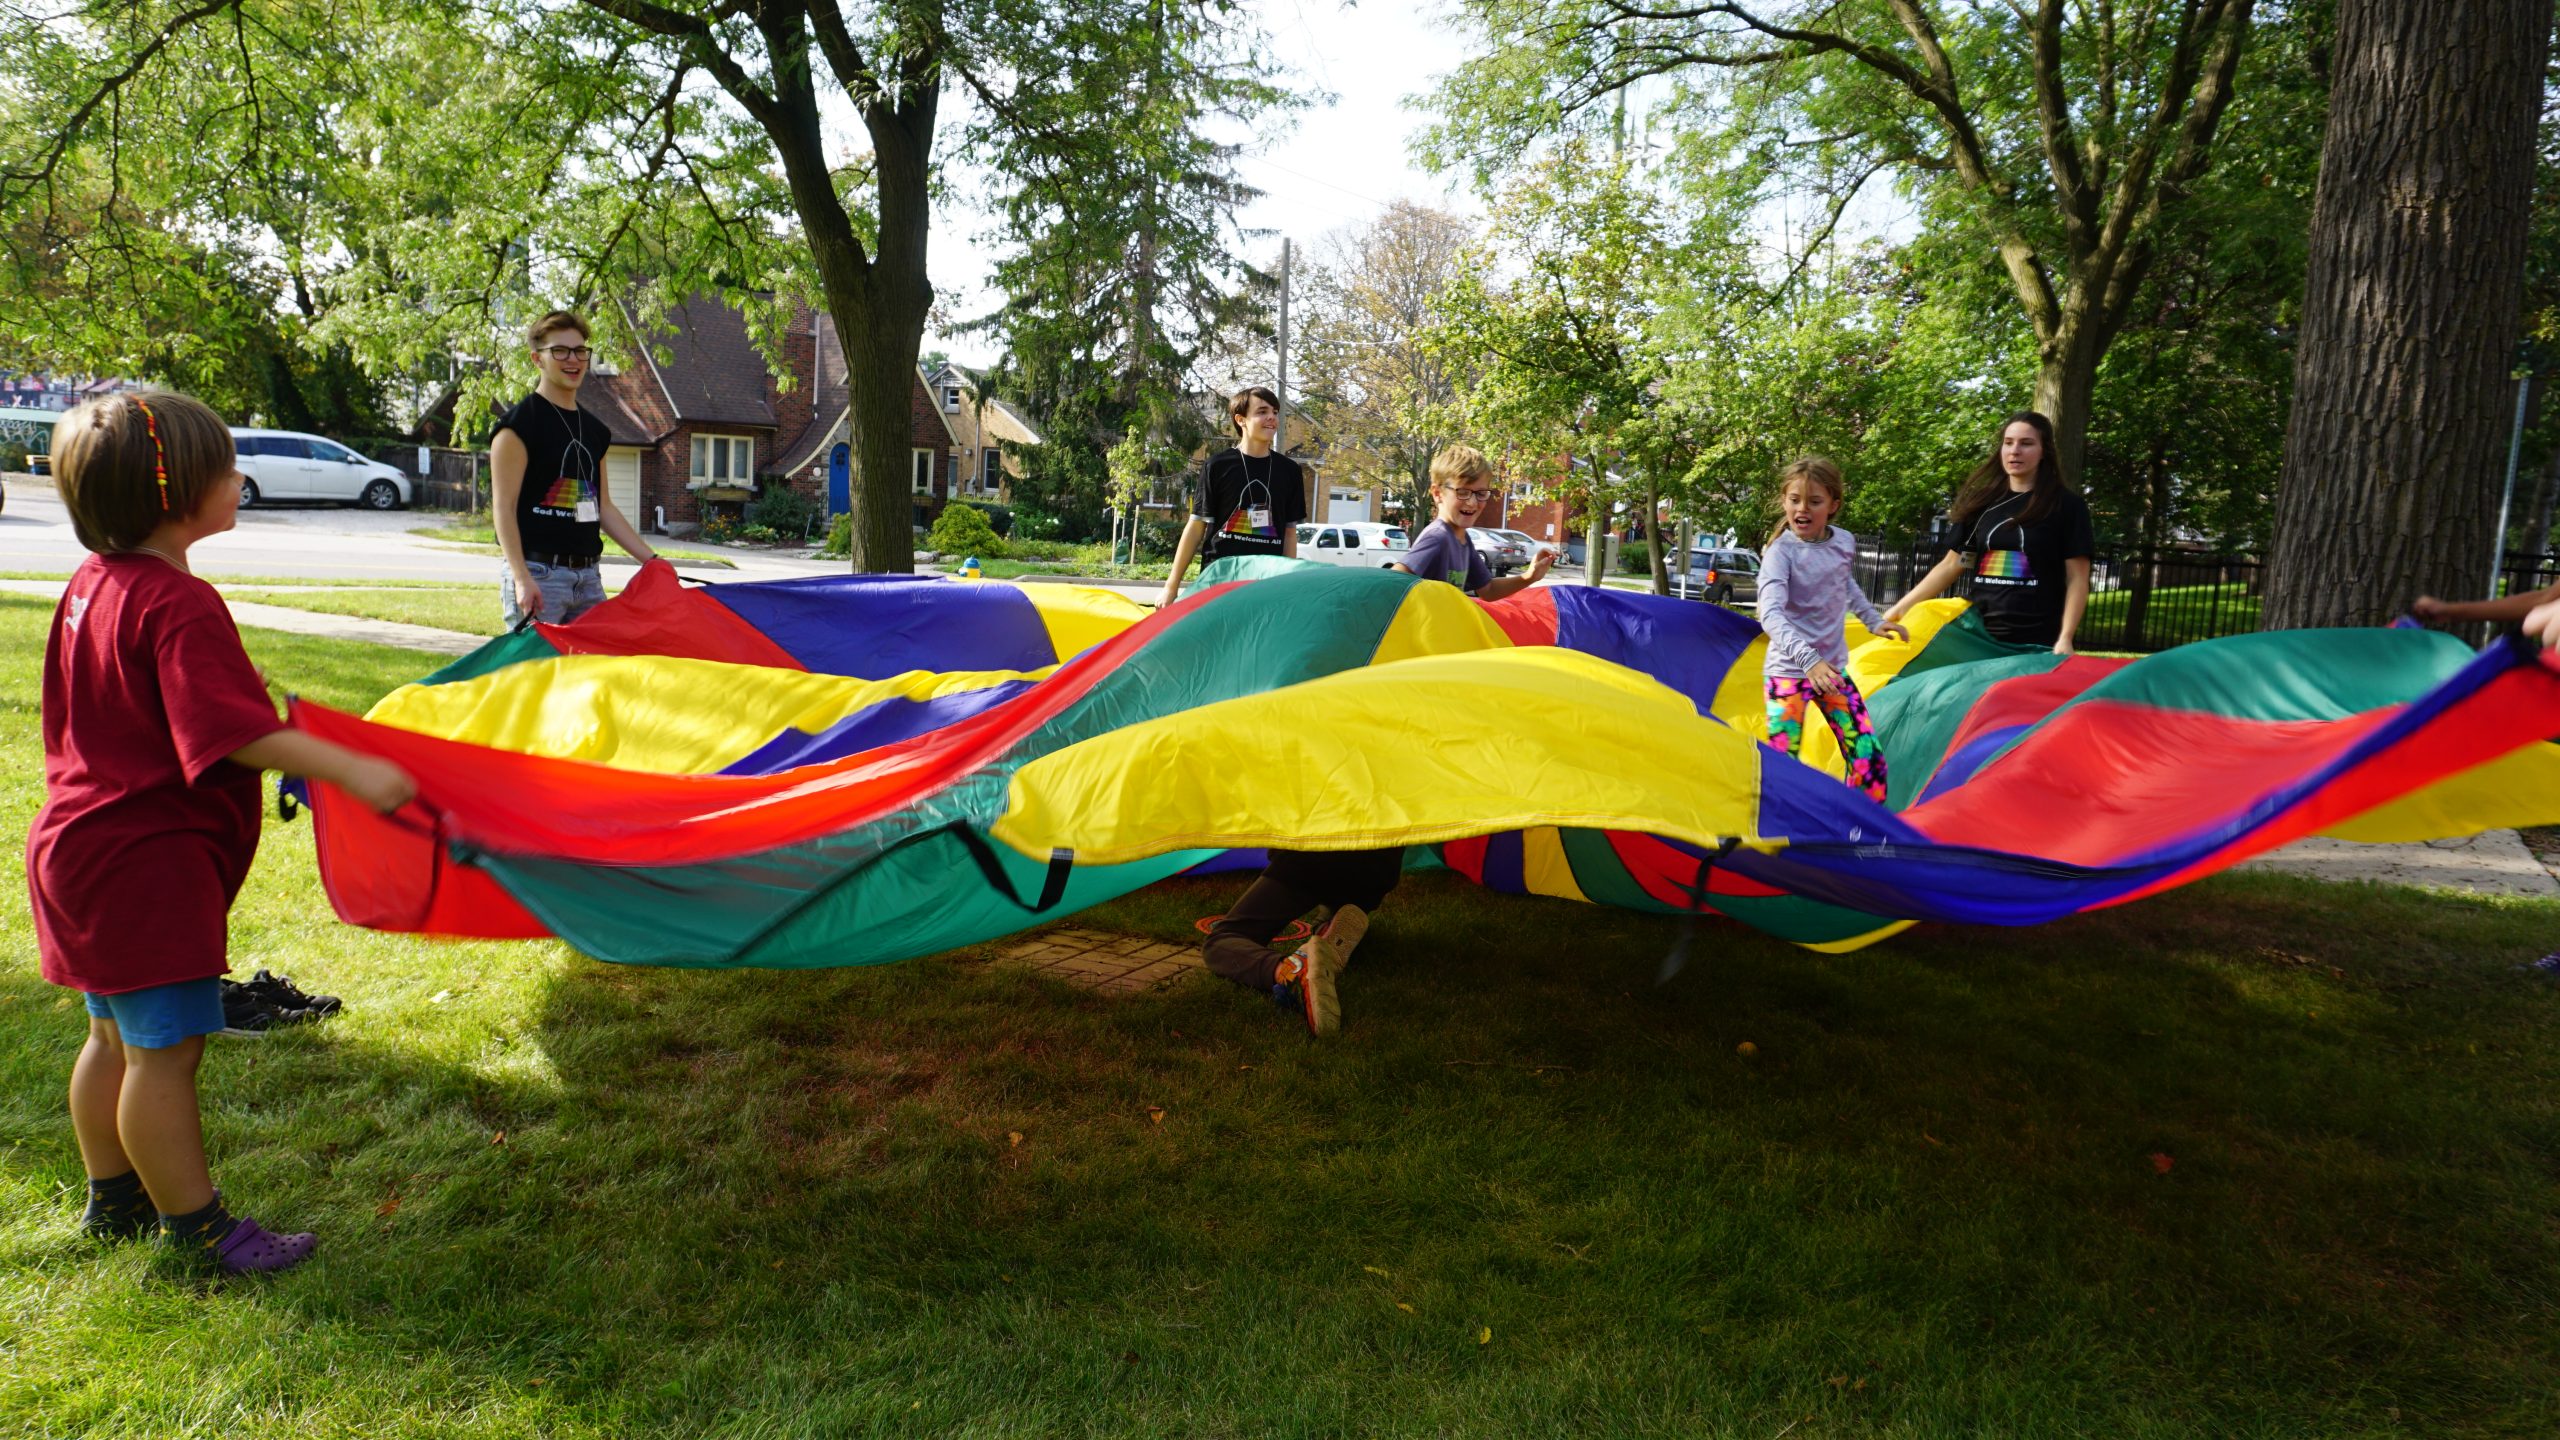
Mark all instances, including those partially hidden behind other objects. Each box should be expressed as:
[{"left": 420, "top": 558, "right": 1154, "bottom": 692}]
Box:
[
  {"left": 1292, "top": 520, "right": 1410, "bottom": 568},
  {"left": 230, "top": 429, "right": 412, "bottom": 509}
]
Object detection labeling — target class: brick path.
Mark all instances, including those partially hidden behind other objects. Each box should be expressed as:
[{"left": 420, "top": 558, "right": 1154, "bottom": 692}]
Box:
[{"left": 994, "top": 925, "right": 1201, "bottom": 995}]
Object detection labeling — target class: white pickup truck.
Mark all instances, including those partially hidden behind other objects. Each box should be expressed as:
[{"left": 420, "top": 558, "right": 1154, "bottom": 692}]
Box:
[{"left": 1292, "top": 520, "right": 1412, "bottom": 569}]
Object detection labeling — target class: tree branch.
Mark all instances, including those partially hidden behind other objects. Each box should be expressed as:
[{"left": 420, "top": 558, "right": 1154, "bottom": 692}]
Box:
[{"left": 0, "top": 0, "right": 242, "bottom": 205}]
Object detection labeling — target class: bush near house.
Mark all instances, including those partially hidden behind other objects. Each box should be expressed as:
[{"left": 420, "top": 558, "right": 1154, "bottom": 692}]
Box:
[
  {"left": 746, "top": 483, "right": 824, "bottom": 539},
  {"left": 927, "top": 502, "right": 1007, "bottom": 560}
]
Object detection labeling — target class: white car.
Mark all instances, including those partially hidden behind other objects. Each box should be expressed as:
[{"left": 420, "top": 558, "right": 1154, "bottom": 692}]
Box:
[
  {"left": 1293, "top": 520, "right": 1411, "bottom": 568},
  {"left": 230, "top": 428, "right": 412, "bottom": 509}
]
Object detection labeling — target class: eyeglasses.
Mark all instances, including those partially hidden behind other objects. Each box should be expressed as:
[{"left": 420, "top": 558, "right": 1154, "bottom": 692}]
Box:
[
  {"left": 1439, "top": 487, "right": 1493, "bottom": 501},
  {"left": 539, "top": 345, "right": 593, "bottom": 361}
]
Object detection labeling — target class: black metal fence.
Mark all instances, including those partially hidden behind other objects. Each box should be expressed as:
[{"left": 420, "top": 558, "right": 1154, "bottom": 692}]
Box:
[{"left": 1837, "top": 543, "right": 2560, "bottom": 653}]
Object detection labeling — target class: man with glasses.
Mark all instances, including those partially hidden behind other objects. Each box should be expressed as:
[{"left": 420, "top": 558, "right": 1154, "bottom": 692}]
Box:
[
  {"left": 489, "top": 310, "right": 657, "bottom": 628},
  {"left": 1392, "top": 444, "right": 1552, "bottom": 599}
]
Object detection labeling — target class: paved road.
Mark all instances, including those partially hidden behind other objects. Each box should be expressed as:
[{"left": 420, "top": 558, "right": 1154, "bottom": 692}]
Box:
[{"left": 0, "top": 475, "right": 850, "bottom": 586}]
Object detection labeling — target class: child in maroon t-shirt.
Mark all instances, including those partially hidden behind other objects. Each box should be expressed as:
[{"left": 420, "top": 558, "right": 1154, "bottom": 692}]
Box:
[{"left": 28, "top": 392, "right": 415, "bottom": 1274}]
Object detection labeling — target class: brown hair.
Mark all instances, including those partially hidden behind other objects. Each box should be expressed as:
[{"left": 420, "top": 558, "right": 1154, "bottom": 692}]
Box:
[
  {"left": 1765, "top": 455, "right": 1846, "bottom": 546},
  {"left": 1431, "top": 444, "right": 1496, "bottom": 488},
  {"left": 53, "top": 391, "right": 236, "bottom": 553},
  {"left": 527, "top": 309, "right": 590, "bottom": 348},
  {"left": 1948, "top": 410, "right": 2068, "bottom": 532},
  {"left": 1227, "top": 386, "right": 1280, "bottom": 434}
]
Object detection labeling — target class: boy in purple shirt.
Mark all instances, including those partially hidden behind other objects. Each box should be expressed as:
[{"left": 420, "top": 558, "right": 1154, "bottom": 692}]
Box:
[
  {"left": 1199, "top": 445, "right": 1547, "bottom": 1037},
  {"left": 1758, "top": 457, "right": 1906, "bottom": 802},
  {"left": 1394, "top": 445, "right": 1552, "bottom": 598}
]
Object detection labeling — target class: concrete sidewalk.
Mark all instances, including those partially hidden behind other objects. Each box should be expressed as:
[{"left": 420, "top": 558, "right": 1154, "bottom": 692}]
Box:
[{"left": 0, "top": 578, "right": 487, "bottom": 656}]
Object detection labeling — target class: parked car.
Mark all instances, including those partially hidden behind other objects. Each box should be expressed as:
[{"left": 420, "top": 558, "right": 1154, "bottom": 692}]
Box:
[
  {"left": 1488, "top": 527, "right": 1558, "bottom": 560},
  {"left": 1669, "top": 546, "right": 1763, "bottom": 606},
  {"left": 1468, "top": 527, "right": 1533, "bottom": 575},
  {"left": 1293, "top": 520, "right": 1411, "bottom": 568},
  {"left": 229, "top": 429, "right": 412, "bottom": 509}
]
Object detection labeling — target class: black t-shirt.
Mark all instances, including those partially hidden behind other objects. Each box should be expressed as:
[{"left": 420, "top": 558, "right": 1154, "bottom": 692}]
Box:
[
  {"left": 1955, "top": 485, "right": 2095, "bottom": 644},
  {"left": 495, "top": 392, "right": 613, "bottom": 560},
  {"left": 1191, "top": 448, "right": 1307, "bottom": 559}
]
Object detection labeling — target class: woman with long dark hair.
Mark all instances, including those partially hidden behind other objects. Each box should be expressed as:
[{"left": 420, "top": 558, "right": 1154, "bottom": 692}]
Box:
[{"left": 1880, "top": 411, "right": 2094, "bottom": 652}]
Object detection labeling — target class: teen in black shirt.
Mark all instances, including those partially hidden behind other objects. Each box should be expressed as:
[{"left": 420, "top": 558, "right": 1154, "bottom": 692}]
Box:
[
  {"left": 1882, "top": 410, "right": 2094, "bottom": 651},
  {"left": 1156, "top": 387, "right": 1304, "bottom": 607}
]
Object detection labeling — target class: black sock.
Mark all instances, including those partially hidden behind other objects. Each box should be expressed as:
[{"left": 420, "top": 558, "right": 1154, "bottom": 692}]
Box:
[
  {"left": 161, "top": 1196, "right": 238, "bottom": 1254},
  {"left": 80, "top": 1170, "right": 152, "bottom": 1239}
]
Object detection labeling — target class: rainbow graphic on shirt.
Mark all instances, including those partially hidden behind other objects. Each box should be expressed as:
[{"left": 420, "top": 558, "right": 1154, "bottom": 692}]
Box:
[
  {"left": 1220, "top": 505, "right": 1278, "bottom": 542},
  {"left": 539, "top": 473, "right": 587, "bottom": 511},
  {"left": 1974, "top": 548, "right": 2033, "bottom": 584}
]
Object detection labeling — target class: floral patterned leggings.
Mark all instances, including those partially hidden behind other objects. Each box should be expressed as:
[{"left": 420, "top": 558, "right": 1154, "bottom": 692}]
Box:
[{"left": 1764, "top": 673, "right": 1890, "bottom": 804}]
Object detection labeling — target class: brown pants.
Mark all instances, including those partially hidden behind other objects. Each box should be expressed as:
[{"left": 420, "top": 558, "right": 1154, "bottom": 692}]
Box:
[{"left": 1201, "top": 847, "right": 1405, "bottom": 990}]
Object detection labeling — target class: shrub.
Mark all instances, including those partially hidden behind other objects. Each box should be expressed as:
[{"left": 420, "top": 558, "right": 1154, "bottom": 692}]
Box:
[
  {"left": 819, "top": 514, "right": 852, "bottom": 557},
  {"left": 927, "top": 502, "right": 1007, "bottom": 560},
  {"left": 746, "top": 483, "right": 823, "bottom": 537}
]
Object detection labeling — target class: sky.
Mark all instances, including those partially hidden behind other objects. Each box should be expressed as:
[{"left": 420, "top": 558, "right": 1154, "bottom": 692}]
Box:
[{"left": 922, "top": 1, "right": 1479, "bottom": 367}]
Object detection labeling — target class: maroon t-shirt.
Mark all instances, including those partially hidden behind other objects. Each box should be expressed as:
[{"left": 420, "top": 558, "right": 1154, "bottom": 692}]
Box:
[{"left": 27, "top": 554, "right": 286, "bottom": 993}]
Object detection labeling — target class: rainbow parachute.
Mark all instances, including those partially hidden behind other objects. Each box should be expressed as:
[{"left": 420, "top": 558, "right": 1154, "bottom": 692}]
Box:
[{"left": 294, "top": 559, "right": 2560, "bottom": 963}]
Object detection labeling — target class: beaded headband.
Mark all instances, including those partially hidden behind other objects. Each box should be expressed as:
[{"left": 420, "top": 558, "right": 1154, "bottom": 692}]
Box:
[{"left": 132, "top": 397, "right": 170, "bottom": 511}]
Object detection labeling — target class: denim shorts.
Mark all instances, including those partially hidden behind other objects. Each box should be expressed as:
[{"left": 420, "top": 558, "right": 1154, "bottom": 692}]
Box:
[
  {"left": 501, "top": 560, "right": 608, "bottom": 629},
  {"left": 83, "top": 977, "right": 226, "bottom": 1049}
]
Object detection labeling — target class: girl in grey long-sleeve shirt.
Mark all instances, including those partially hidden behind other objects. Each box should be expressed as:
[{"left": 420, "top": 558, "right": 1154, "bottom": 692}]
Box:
[{"left": 1756, "top": 457, "right": 1908, "bottom": 803}]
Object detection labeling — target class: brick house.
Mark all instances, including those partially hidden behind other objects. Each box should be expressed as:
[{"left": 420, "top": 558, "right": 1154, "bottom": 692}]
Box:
[
  {"left": 598, "top": 295, "right": 1028, "bottom": 534},
  {"left": 921, "top": 362, "right": 1045, "bottom": 508}
]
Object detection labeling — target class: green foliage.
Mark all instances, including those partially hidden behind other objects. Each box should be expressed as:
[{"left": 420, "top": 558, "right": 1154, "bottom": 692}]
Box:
[
  {"left": 926, "top": 501, "right": 1006, "bottom": 560},
  {"left": 745, "top": 484, "right": 823, "bottom": 539},
  {"left": 1426, "top": 140, "right": 1670, "bottom": 567},
  {"left": 960, "top": 0, "right": 1297, "bottom": 538},
  {"left": 819, "top": 513, "right": 853, "bottom": 558}
]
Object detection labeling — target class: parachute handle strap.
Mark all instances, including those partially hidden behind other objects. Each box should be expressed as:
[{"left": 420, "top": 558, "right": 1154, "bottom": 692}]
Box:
[
  {"left": 1658, "top": 837, "right": 1739, "bottom": 985},
  {"left": 943, "top": 822, "right": 1075, "bottom": 914}
]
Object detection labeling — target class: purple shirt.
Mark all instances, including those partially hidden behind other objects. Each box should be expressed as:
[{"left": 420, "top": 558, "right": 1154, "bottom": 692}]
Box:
[
  {"left": 1402, "top": 520, "right": 1491, "bottom": 594},
  {"left": 1758, "top": 525, "right": 1885, "bottom": 678}
]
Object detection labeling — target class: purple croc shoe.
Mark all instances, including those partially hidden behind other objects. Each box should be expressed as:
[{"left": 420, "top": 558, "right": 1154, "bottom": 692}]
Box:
[{"left": 211, "top": 1217, "right": 318, "bottom": 1274}]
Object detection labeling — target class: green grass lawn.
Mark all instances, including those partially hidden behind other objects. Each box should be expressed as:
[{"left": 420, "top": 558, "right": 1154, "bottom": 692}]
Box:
[
  {"left": 0, "top": 572, "right": 476, "bottom": 589},
  {"left": 2082, "top": 582, "right": 2265, "bottom": 645},
  {"left": 408, "top": 522, "right": 736, "bottom": 570},
  {"left": 3, "top": 591, "right": 2557, "bottom": 1436},
  {"left": 222, "top": 587, "right": 511, "bottom": 637}
]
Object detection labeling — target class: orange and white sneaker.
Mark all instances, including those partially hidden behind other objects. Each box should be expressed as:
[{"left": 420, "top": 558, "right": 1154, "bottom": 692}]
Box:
[
  {"left": 1270, "top": 944, "right": 1341, "bottom": 1038},
  {"left": 1315, "top": 905, "right": 1370, "bottom": 969}
]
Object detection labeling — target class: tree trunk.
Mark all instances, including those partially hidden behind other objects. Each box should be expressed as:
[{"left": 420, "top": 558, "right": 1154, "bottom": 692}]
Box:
[
  {"left": 2121, "top": 433, "right": 2172, "bottom": 649},
  {"left": 1643, "top": 477, "right": 1668, "bottom": 593},
  {"left": 2030, "top": 339, "right": 2100, "bottom": 486},
  {"left": 1583, "top": 448, "right": 1608, "bottom": 587},
  {"left": 2261, "top": 0, "right": 2551, "bottom": 630}
]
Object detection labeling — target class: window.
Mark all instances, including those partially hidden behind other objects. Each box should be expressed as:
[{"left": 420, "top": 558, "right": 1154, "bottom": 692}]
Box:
[
  {"left": 911, "top": 447, "right": 936, "bottom": 495},
  {"left": 1315, "top": 529, "right": 1339, "bottom": 549},
  {"left": 941, "top": 385, "right": 961, "bottom": 413},
  {"left": 690, "top": 433, "right": 752, "bottom": 485},
  {"left": 1296, "top": 525, "right": 1316, "bottom": 545},
  {"left": 1342, "top": 529, "right": 1363, "bottom": 549},
  {"left": 981, "top": 446, "right": 1002, "bottom": 492}
]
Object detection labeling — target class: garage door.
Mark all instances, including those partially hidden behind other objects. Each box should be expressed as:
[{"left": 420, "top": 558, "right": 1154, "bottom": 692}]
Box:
[
  {"left": 605, "top": 448, "right": 644, "bottom": 529},
  {"left": 1327, "top": 487, "right": 1366, "bottom": 522}
]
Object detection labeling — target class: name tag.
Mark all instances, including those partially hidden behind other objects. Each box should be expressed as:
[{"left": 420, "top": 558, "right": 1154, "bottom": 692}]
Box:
[
  {"left": 575, "top": 497, "right": 599, "bottom": 523},
  {"left": 1246, "top": 506, "right": 1271, "bottom": 529}
]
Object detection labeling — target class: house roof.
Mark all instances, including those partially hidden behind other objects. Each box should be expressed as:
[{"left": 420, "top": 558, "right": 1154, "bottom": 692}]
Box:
[
  {"left": 770, "top": 310, "right": 848, "bottom": 474},
  {"left": 925, "top": 364, "right": 1044, "bottom": 450},
  {"left": 581, "top": 382, "right": 656, "bottom": 447},
  {"left": 635, "top": 294, "right": 776, "bottom": 428}
]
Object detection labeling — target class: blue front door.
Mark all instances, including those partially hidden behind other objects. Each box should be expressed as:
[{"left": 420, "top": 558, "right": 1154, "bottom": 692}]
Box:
[{"left": 826, "top": 444, "right": 851, "bottom": 514}]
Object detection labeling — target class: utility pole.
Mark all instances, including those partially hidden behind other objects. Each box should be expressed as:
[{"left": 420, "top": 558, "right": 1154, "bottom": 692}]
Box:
[{"left": 1277, "top": 237, "right": 1295, "bottom": 519}]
